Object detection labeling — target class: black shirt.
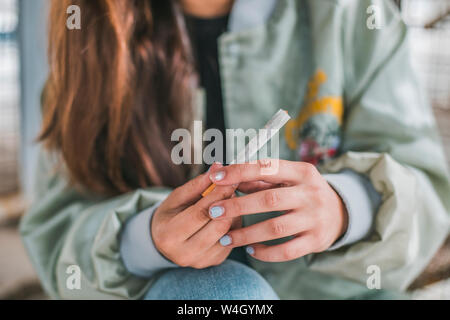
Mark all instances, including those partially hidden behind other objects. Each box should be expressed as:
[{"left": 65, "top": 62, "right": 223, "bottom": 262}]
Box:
[
  {"left": 185, "top": 14, "right": 229, "bottom": 164},
  {"left": 185, "top": 15, "right": 248, "bottom": 264}
]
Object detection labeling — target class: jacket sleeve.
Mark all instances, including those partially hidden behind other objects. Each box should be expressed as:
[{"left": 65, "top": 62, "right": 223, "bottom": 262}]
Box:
[
  {"left": 307, "top": 0, "right": 450, "bottom": 290},
  {"left": 119, "top": 202, "right": 177, "bottom": 277},
  {"left": 19, "top": 150, "right": 172, "bottom": 299}
]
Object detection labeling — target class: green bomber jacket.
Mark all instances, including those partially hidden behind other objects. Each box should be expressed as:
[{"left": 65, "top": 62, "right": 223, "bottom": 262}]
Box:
[{"left": 20, "top": 0, "right": 450, "bottom": 299}]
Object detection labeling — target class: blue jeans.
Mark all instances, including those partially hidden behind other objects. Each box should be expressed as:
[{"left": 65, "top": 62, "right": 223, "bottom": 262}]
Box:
[{"left": 144, "top": 260, "right": 279, "bottom": 300}]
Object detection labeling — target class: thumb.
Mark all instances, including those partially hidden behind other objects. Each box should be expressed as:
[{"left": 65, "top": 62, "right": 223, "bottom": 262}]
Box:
[{"left": 164, "top": 163, "right": 223, "bottom": 210}]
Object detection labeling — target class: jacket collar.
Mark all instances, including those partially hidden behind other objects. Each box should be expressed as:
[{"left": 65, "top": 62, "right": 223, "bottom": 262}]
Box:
[{"left": 228, "top": 0, "right": 279, "bottom": 32}]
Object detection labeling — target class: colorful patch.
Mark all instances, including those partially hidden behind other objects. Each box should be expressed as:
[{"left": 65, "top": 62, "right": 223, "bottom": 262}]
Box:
[{"left": 285, "top": 70, "right": 343, "bottom": 165}]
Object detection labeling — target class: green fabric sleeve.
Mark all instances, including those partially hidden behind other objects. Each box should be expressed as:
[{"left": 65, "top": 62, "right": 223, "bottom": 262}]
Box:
[
  {"left": 307, "top": 0, "right": 450, "bottom": 290},
  {"left": 20, "top": 150, "right": 172, "bottom": 299}
]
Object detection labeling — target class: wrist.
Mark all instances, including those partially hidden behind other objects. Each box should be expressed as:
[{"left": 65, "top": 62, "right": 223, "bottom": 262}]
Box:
[
  {"left": 120, "top": 202, "right": 176, "bottom": 277},
  {"left": 324, "top": 170, "right": 380, "bottom": 251}
]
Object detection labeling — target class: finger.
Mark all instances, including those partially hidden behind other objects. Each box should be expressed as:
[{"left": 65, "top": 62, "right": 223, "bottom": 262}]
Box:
[
  {"left": 219, "top": 212, "right": 314, "bottom": 248},
  {"left": 165, "top": 162, "right": 223, "bottom": 211},
  {"left": 172, "top": 184, "right": 237, "bottom": 238},
  {"left": 191, "top": 243, "right": 232, "bottom": 269},
  {"left": 237, "top": 181, "right": 280, "bottom": 194},
  {"left": 246, "top": 235, "right": 315, "bottom": 262},
  {"left": 209, "top": 187, "right": 305, "bottom": 219},
  {"left": 208, "top": 244, "right": 233, "bottom": 266},
  {"left": 185, "top": 218, "right": 233, "bottom": 254},
  {"left": 209, "top": 159, "right": 316, "bottom": 186}
]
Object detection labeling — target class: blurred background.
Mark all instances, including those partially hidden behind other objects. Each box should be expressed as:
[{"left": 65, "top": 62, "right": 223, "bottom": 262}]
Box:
[{"left": 0, "top": 0, "right": 449, "bottom": 300}]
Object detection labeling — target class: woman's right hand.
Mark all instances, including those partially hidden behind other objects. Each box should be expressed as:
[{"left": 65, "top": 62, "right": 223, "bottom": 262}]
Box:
[{"left": 152, "top": 163, "right": 240, "bottom": 269}]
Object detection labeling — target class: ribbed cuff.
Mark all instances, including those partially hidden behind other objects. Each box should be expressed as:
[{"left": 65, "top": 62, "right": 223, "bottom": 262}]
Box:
[
  {"left": 324, "top": 169, "right": 381, "bottom": 251},
  {"left": 120, "top": 201, "right": 177, "bottom": 278}
]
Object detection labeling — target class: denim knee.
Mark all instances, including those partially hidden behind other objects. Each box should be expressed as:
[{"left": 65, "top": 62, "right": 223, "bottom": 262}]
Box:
[{"left": 144, "top": 260, "right": 279, "bottom": 300}]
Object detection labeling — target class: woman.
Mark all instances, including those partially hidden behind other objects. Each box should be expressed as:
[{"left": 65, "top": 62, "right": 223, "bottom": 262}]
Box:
[{"left": 20, "top": 0, "right": 450, "bottom": 300}]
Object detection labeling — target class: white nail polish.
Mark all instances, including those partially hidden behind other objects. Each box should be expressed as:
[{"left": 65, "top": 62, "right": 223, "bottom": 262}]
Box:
[
  {"left": 220, "top": 235, "right": 232, "bottom": 246},
  {"left": 210, "top": 206, "right": 225, "bottom": 218},
  {"left": 246, "top": 246, "right": 255, "bottom": 255},
  {"left": 213, "top": 171, "right": 225, "bottom": 181}
]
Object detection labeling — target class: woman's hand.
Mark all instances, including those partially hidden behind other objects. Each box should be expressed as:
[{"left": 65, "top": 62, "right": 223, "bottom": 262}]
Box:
[
  {"left": 152, "top": 163, "right": 241, "bottom": 269},
  {"left": 207, "top": 159, "right": 348, "bottom": 262}
]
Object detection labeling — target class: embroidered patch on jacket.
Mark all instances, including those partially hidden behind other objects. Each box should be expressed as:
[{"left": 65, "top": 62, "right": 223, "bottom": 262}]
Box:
[{"left": 285, "top": 70, "right": 343, "bottom": 165}]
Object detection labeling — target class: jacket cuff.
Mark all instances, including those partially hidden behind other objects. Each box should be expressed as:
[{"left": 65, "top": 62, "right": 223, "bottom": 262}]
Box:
[
  {"left": 120, "top": 201, "right": 177, "bottom": 278},
  {"left": 324, "top": 169, "right": 381, "bottom": 251}
]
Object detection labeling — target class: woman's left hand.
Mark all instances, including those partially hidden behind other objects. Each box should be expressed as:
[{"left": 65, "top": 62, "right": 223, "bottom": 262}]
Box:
[{"left": 208, "top": 159, "right": 348, "bottom": 262}]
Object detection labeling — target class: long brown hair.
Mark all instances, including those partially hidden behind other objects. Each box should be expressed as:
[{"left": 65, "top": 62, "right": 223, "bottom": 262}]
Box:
[{"left": 40, "top": 0, "right": 195, "bottom": 195}]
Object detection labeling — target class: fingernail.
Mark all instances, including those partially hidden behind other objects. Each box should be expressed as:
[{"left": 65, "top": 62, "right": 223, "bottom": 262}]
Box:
[
  {"left": 246, "top": 246, "right": 255, "bottom": 255},
  {"left": 220, "top": 235, "right": 232, "bottom": 246},
  {"left": 211, "top": 171, "right": 225, "bottom": 182},
  {"left": 209, "top": 206, "right": 225, "bottom": 218}
]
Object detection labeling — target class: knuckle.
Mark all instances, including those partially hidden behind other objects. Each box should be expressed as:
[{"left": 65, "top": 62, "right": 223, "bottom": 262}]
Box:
[
  {"left": 282, "top": 245, "right": 298, "bottom": 261},
  {"left": 191, "top": 262, "right": 205, "bottom": 270},
  {"left": 190, "top": 180, "right": 202, "bottom": 192},
  {"left": 229, "top": 198, "right": 242, "bottom": 216},
  {"left": 196, "top": 205, "right": 211, "bottom": 221},
  {"left": 218, "top": 187, "right": 235, "bottom": 200},
  {"left": 166, "top": 189, "right": 180, "bottom": 204},
  {"left": 236, "top": 164, "right": 245, "bottom": 179},
  {"left": 218, "top": 189, "right": 230, "bottom": 199},
  {"left": 214, "top": 220, "right": 232, "bottom": 235},
  {"left": 309, "top": 188, "right": 324, "bottom": 206},
  {"left": 301, "top": 163, "right": 317, "bottom": 179},
  {"left": 230, "top": 199, "right": 242, "bottom": 215},
  {"left": 151, "top": 222, "right": 164, "bottom": 239},
  {"left": 217, "top": 252, "right": 229, "bottom": 265},
  {"left": 269, "top": 219, "right": 287, "bottom": 237},
  {"left": 315, "top": 193, "right": 326, "bottom": 207},
  {"left": 232, "top": 230, "right": 246, "bottom": 246},
  {"left": 174, "top": 255, "right": 191, "bottom": 268},
  {"left": 313, "top": 232, "right": 328, "bottom": 251},
  {"left": 309, "top": 183, "right": 322, "bottom": 195},
  {"left": 263, "top": 190, "right": 280, "bottom": 209},
  {"left": 156, "top": 233, "right": 170, "bottom": 249},
  {"left": 304, "top": 162, "right": 316, "bottom": 172},
  {"left": 153, "top": 226, "right": 172, "bottom": 249},
  {"left": 196, "top": 237, "right": 211, "bottom": 251},
  {"left": 310, "top": 214, "right": 321, "bottom": 230}
]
